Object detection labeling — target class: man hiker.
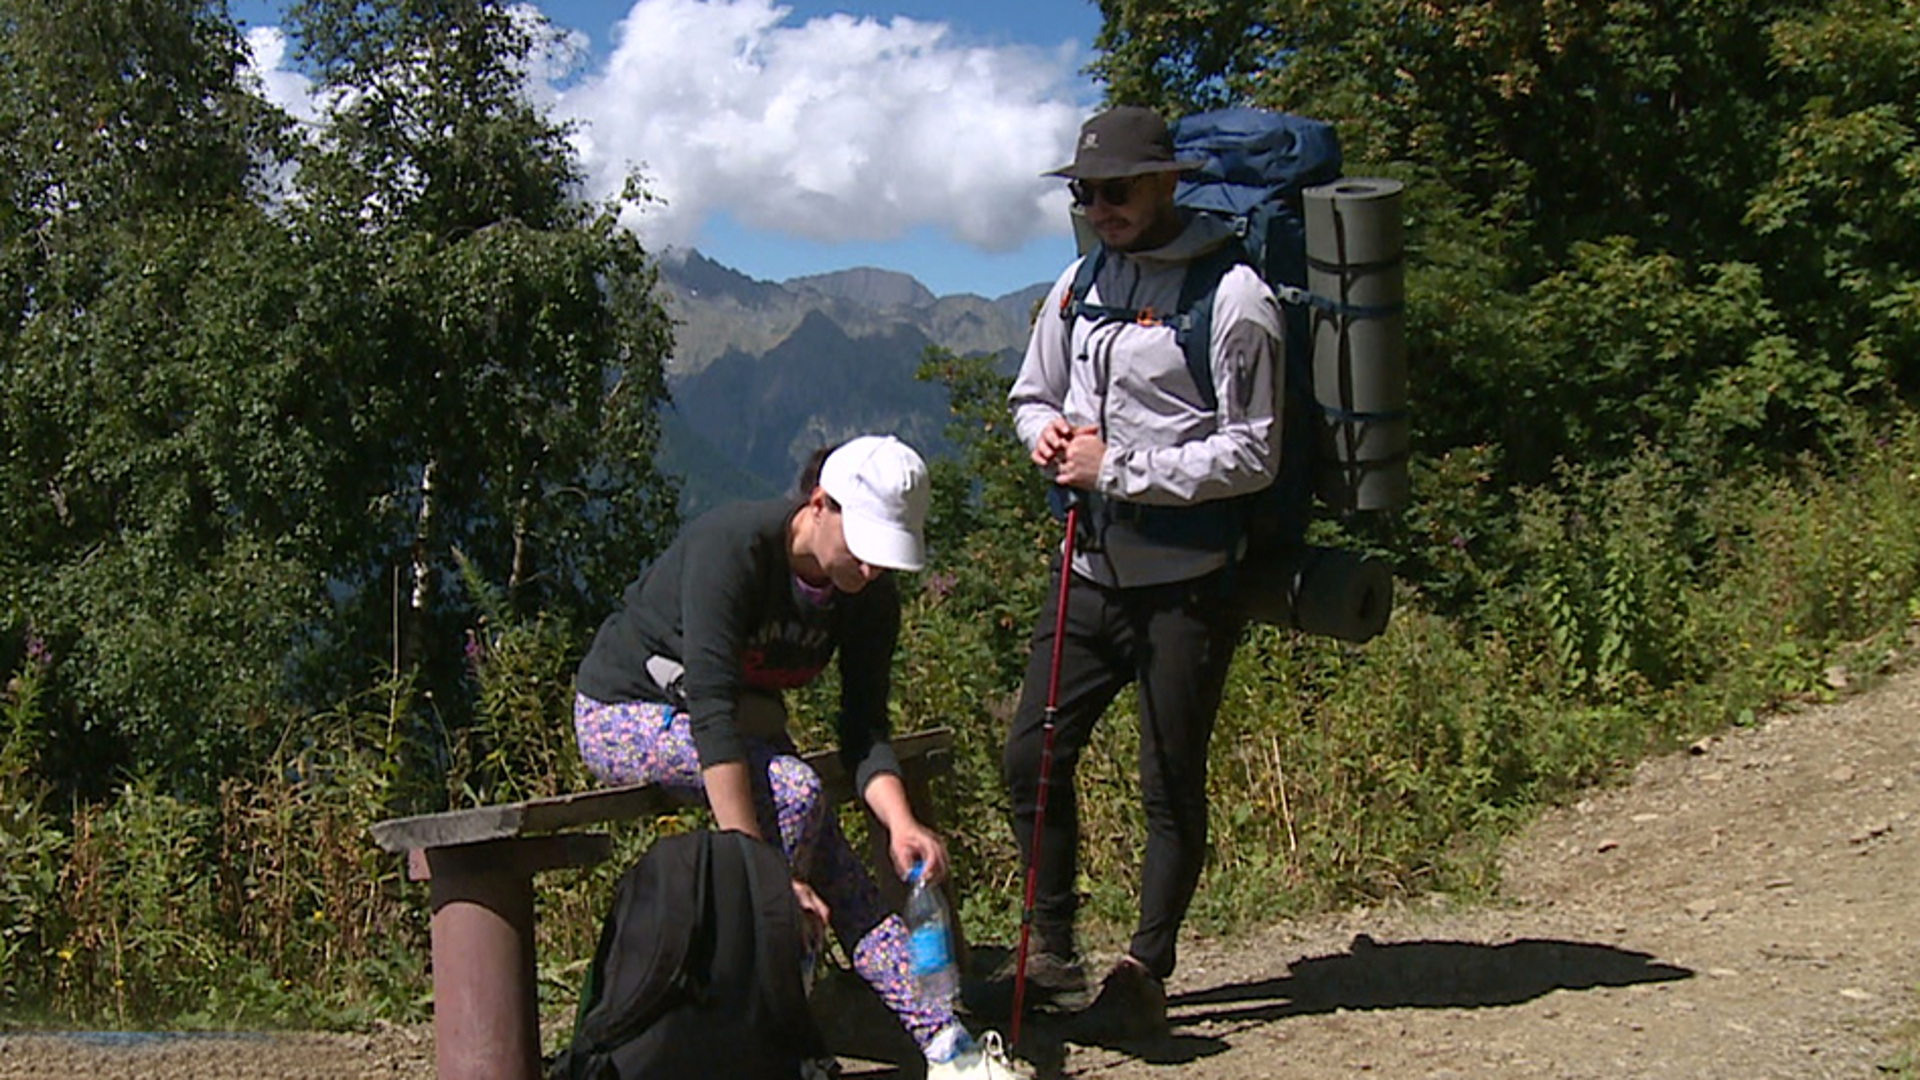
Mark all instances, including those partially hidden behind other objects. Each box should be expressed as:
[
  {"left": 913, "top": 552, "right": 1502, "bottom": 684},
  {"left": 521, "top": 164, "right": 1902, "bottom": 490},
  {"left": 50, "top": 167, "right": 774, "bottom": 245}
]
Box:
[{"left": 1002, "top": 104, "right": 1283, "bottom": 1042}]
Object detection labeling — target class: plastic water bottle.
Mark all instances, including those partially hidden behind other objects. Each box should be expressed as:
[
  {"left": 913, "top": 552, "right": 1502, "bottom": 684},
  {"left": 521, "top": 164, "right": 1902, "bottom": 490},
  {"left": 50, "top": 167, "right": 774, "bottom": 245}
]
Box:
[{"left": 904, "top": 861, "right": 959, "bottom": 1006}]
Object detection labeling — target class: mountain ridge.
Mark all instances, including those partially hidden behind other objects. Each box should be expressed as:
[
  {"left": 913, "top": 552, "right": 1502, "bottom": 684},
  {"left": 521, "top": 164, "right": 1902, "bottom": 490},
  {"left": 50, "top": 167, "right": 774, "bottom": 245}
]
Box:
[{"left": 654, "top": 247, "right": 1047, "bottom": 512}]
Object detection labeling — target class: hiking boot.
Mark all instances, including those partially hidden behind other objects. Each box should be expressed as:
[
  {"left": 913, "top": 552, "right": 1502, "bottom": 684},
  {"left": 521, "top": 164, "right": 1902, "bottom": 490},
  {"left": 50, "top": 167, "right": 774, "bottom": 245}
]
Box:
[
  {"left": 982, "top": 948, "right": 1090, "bottom": 1012},
  {"left": 1069, "top": 956, "right": 1169, "bottom": 1048},
  {"left": 925, "top": 1030, "right": 1031, "bottom": 1080}
]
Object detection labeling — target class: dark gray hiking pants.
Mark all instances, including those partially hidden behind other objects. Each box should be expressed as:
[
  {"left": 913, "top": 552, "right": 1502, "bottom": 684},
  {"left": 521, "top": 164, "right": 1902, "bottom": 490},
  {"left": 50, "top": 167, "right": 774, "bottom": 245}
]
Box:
[{"left": 1003, "top": 561, "right": 1243, "bottom": 980}]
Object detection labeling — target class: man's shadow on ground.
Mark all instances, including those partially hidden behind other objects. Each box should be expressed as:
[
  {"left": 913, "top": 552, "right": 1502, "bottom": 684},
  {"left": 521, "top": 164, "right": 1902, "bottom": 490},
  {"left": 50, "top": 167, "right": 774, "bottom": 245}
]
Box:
[
  {"left": 824, "top": 935, "right": 1692, "bottom": 1077},
  {"left": 1170, "top": 932, "right": 1693, "bottom": 1023}
]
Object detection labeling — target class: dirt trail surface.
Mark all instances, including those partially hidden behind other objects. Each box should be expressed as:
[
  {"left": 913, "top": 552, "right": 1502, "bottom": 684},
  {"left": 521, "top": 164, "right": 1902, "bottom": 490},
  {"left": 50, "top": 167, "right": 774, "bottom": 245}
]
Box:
[{"left": 4, "top": 661, "right": 1917, "bottom": 1080}]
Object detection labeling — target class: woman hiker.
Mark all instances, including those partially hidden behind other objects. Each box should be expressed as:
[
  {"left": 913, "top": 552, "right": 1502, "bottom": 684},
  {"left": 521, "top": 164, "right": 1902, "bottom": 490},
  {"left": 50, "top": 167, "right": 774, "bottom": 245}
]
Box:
[{"left": 571, "top": 434, "right": 1026, "bottom": 1080}]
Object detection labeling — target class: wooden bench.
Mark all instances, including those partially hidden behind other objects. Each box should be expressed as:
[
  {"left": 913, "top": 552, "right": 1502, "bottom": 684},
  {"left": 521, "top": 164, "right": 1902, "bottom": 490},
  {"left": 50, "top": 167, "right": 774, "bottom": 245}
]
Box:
[{"left": 370, "top": 727, "right": 957, "bottom": 1080}]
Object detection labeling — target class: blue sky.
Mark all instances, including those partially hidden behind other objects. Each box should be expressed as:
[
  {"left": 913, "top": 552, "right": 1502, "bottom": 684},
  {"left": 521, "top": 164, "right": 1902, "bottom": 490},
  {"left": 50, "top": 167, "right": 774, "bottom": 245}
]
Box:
[{"left": 233, "top": 0, "right": 1105, "bottom": 298}]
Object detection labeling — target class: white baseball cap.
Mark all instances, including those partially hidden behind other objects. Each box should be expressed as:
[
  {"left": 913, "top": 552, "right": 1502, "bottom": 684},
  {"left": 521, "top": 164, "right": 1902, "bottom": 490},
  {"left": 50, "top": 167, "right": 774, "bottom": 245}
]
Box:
[{"left": 818, "top": 435, "right": 930, "bottom": 572}]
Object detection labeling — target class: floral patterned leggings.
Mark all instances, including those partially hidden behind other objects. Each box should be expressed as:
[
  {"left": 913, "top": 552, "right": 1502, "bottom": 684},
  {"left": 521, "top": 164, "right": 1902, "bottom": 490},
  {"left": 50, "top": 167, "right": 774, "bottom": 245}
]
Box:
[{"left": 573, "top": 693, "right": 951, "bottom": 1051}]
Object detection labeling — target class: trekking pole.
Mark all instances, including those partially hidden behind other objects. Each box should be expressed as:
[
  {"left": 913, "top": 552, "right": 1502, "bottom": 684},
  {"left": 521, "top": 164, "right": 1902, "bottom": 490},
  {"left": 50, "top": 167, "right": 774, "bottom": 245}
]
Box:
[{"left": 1010, "top": 495, "right": 1079, "bottom": 1050}]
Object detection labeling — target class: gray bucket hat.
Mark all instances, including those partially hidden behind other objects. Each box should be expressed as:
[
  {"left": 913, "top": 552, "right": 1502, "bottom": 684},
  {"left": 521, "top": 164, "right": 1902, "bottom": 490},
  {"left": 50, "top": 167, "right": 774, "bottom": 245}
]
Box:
[{"left": 1044, "top": 105, "right": 1203, "bottom": 180}]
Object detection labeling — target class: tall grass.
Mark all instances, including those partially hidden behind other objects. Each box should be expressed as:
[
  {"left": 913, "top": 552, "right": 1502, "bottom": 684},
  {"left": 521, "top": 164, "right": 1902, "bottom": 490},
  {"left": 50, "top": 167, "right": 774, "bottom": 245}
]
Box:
[
  {"left": 892, "top": 416, "right": 1920, "bottom": 950},
  {"left": 0, "top": 676, "right": 429, "bottom": 1028},
  {"left": 5, "top": 419, "right": 1920, "bottom": 1027}
]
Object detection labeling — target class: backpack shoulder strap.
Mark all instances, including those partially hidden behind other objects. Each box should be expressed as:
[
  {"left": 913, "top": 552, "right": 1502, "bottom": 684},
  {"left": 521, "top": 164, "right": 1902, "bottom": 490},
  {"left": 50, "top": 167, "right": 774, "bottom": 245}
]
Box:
[
  {"left": 732, "top": 833, "right": 826, "bottom": 1057},
  {"left": 1169, "top": 239, "right": 1251, "bottom": 413},
  {"left": 1061, "top": 246, "right": 1131, "bottom": 324},
  {"left": 1059, "top": 238, "right": 1250, "bottom": 413},
  {"left": 577, "top": 832, "right": 710, "bottom": 1049}
]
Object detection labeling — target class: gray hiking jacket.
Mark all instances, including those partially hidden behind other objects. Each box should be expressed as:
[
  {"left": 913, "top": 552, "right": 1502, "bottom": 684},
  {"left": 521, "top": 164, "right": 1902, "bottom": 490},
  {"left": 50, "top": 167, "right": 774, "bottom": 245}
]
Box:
[{"left": 1009, "top": 212, "right": 1283, "bottom": 588}]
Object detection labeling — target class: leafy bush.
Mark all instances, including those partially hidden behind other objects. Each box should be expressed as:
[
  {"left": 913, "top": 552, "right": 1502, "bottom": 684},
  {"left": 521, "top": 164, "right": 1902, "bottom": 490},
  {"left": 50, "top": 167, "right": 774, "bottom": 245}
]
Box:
[
  {"left": 54, "top": 780, "right": 229, "bottom": 1023},
  {"left": 2, "top": 645, "right": 68, "bottom": 1014},
  {"left": 450, "top": 548, "right": 598, "bottom": 806},
  {"left": 1498, "top": 449, "right": 1701, "bottom": 701}
]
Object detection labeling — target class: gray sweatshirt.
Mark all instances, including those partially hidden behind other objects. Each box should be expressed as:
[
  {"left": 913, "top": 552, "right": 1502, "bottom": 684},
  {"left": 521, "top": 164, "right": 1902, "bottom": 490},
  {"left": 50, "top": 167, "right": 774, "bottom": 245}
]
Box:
[
  {"left": 1009, "top": 212, "right": 1283, "bottom": 588},
  {"left": 574, "top": 497, "right": 902, "bottom": 794}
]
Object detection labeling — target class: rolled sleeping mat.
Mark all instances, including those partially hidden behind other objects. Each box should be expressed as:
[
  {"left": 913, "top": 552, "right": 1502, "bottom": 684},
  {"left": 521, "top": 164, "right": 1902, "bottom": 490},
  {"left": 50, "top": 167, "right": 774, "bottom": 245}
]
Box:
[
  {"left": 1304, "top": 177, "right": 1410, "bottom": 513},
  {"left": 1236, "top": 545, "right": 1394, "bottom": 642}
]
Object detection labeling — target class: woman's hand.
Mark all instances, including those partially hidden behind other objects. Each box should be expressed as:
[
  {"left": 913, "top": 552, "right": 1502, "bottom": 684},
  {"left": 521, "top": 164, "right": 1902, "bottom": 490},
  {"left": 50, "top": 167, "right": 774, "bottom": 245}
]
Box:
[
  {"left": 792, "top": 878, "right": 830, "bottom": 952},
  {"left": 862, "top": 772, "right": 950, "bottom": 884},
  {"left": 887, "top": 819, "right": 950, "bottom": 886},
  {"left": 701, "top": 760, "right": 763, "bottom": 841}
]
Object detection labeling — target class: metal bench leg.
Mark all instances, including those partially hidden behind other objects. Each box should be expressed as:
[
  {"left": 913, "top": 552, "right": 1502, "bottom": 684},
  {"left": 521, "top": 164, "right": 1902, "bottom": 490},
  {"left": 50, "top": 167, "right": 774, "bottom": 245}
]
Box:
[
  {"left": 416, "top": 845, "right": 542, "bottom": 1080},
  {"left": 409, "top": 835, "right": 610, "bottom": 1080}
]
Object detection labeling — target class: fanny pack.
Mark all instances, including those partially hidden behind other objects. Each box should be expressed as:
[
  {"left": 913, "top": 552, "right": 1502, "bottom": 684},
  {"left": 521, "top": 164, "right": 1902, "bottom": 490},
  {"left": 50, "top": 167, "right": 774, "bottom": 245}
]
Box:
[
  {"left": 1048, "top": 488, "right": 1244, "bottom": 553},
  {"left": 645, "top": 655, "right": 790, "bottom": 743}
]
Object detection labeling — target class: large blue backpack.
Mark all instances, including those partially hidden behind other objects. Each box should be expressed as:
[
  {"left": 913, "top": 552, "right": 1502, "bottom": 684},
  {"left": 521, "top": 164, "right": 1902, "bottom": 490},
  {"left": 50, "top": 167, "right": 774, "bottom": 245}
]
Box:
[{"left": 1064, "top": 107, "right": 1343, "bottom": 551}]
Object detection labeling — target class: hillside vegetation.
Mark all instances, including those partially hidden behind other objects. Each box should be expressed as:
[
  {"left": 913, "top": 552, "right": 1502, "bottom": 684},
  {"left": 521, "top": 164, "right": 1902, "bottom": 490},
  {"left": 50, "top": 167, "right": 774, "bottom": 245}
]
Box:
[{"left": 4, "top": 0, "right": 1920, "bottom": 1035}]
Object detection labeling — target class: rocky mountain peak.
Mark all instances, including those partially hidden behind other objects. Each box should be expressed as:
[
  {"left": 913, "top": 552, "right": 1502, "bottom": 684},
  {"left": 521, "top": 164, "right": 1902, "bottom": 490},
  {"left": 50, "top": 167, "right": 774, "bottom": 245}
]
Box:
[
  {"left": 654, "top": 249, "right": 1047, "bottom": 512},
  {"left": 786, "top": 266, "right": 937, "bottom": 309}
]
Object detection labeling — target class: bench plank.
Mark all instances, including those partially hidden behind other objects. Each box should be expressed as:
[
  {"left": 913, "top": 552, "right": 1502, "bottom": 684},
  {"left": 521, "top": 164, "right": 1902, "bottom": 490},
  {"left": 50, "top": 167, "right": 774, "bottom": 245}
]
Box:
[{"left": 370, "top": 727, "right": 954, "bottom": 854}]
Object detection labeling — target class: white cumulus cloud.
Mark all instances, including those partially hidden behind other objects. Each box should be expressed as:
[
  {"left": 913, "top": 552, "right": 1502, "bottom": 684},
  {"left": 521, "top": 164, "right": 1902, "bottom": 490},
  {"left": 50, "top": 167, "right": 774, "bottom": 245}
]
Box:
[
  {"left": 243, "top": 0, "right": 1089, "bottom": 253},
  {"left": 244, "top": 27, "right": 322, "bottom": 125},
  {"left": 561, "top": 0, "right": 1086, "bottom": 251}
]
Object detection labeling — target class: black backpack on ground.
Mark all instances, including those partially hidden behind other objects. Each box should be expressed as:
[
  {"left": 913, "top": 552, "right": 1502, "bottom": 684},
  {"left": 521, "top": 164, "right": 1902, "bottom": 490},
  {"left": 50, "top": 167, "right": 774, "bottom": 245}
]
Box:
[{"left": 548, "top": 829, "right": 827, "bottom": 1080}]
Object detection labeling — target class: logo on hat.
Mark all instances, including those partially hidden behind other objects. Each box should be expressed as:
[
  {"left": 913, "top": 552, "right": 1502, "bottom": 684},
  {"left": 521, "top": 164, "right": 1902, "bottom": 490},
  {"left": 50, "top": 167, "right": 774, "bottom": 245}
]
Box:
[{"left": 1044, "top": 105, "right": 1201, "bottom": 181}]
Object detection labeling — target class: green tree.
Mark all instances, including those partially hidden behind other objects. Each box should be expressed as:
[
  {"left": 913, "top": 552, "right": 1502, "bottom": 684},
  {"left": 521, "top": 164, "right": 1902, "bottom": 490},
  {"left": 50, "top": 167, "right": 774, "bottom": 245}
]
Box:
[
  {"left": 1748, "top": 0, "right": 1920, "bottom": 397},
  {"left": 0, "top": 0, "right": 314, "bottom": 791},
  {"left": 282, "top": 0, "right": 678, "bottom": 790},
  {"left": 915, "top": 346, "right": 1054, "bottom": 685},
  {"left": 1095, "top": 0, "right": 1804, "bottom": 263},
  {"left": 0, "top": 0, "right": 679, "bottom": 798}
]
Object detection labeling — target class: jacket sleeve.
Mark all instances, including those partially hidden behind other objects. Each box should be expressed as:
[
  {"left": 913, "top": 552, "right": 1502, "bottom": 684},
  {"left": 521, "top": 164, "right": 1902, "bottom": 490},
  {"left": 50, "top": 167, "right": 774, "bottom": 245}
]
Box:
[
  {"left": 835, "top": 579, "right": 902, "bottom": 795},
  {"left": 1098, "top": 265, "right": 1283, "bottom": 506},
  {"left": 1008, "top": 262, "right": 1084, "bottom": 453},
  {"left": 676, "top": 518, "right": 762, "bottom": 770}
]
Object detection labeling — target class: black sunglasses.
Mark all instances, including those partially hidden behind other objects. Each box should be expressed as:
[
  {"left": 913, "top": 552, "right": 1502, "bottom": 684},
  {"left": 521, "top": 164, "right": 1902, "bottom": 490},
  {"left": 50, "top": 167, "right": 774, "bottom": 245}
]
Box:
[{"left": 1068, "top": 176, "right": 1140, "bottom": 208}]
